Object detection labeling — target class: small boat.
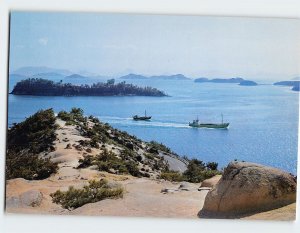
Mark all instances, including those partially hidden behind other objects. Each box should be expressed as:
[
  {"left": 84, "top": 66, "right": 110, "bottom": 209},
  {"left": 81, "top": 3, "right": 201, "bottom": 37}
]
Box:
[
  {"left": 133, "top": 110, "right": 152, "bottom": 121},
  {"left": 189, "top": 114, "right": 229, "bottom": 129}
]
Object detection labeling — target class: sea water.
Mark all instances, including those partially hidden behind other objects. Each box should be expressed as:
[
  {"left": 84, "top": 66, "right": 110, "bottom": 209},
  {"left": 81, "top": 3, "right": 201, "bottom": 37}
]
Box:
[{"left": 7, "top": 79, "right": 299, "bottom": 174}]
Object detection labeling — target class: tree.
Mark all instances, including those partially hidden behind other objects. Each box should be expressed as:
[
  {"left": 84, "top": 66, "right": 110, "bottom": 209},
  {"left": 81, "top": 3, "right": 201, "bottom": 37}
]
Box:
[{"left": 106, "top": 79, "right": 115, "bottom": 85}]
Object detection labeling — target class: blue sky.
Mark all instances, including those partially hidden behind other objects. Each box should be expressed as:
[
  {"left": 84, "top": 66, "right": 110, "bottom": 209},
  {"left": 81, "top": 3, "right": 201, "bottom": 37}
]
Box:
[{"left": 9, "top": 11, "right": 300, "bottom": 80}]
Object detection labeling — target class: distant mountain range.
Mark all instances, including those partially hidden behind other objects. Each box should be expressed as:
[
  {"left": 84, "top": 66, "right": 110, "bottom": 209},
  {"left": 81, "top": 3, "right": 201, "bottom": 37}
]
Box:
[
  {"left": 64, "top": 74, "right": 89, "bottom": 80},
  {"left": 120, "top": 73, "right": 190, "bottom": 80},
  {"left": 12, "top": 66, "right": 73, "bottom": 76}
]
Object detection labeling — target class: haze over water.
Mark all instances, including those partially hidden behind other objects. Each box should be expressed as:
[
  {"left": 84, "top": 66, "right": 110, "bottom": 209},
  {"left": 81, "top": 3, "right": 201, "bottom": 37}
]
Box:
[{"left": 8, "top": 79, "right": 299, "bottom": 174}]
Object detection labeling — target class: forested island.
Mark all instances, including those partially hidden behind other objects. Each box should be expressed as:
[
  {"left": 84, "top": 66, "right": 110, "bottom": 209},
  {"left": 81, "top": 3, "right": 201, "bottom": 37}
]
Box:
[
  {"left": 194, "top": 77, "right": 244, "bottom": 83},
  {"left": 274, "top": 81, "right": 300, "bottom": 92},
  {"left": 10, "top": 78, "right": 167, "bottom": 96},
  {"left": 239, "top": 80, "right": 258, "bottom": 86}
]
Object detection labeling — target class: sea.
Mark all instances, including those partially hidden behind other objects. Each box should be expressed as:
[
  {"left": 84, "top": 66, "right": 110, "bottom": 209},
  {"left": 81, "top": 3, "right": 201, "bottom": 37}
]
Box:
[{"left": 7, "top": 77, "right": 299, "bottom": 174}]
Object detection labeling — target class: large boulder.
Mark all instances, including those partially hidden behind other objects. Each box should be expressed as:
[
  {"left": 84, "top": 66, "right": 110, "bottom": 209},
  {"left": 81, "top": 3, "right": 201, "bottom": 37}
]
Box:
[
  {"left": 199, "top": 161, "right": 296, "bottom": 218},
  {"left": 200, "top": 175, "right": 222, "bottom": 188},
  {"left": 6, "top": 190, "right": 43, "bottom": 208}
]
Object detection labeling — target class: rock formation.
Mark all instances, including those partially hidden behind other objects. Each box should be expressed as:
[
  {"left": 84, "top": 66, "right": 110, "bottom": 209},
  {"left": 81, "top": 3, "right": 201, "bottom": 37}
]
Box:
[{"left": 199, "top": 161, "right": 297, "bottom": 218}]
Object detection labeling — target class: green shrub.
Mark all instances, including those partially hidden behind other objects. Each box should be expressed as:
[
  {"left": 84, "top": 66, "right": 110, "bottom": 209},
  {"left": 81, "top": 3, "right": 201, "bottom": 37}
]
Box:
[
  {"left": 95, "top": 150, "right": 129, "bottom": 174},
  {"left": 57, "top": 111, "right": 73, "bottom": 122},
  {"left": 8, "top": 109, "right": 57, "bottom": 154},
  {"left": 58, "top": 108, "right": 85, "bottom": 124},
  {"left": 160, "top": 170, "right": 184, "bottom": 182},
  {"left": 77, "top": 155, "right": 93, "bottom": 168},
  {"left": 77, "top": 149, "right": 140, "bottom": 177},
  {"left": 50, "top": 179, "right": 123, "bottom": 210},
  {"left": 206, "top": 162, "right": 218, "bottom": 171},
  {"left": 6, "top": 151, "right": 58, "bottom": 180},
  {"left": 90, "top": 136, "right": 100, "bottom": 148},
  {"left": 125, "top": 161, "right": 140, "bottom": 177},
  {"left": 183, "top": 159, "right": 220, "bottom": 183},
  {"left": 6, "top": 109, "right": 58, "bottom": 180},
  {"left": 148, "top": 141, "right": 172, "bottom": 154}
]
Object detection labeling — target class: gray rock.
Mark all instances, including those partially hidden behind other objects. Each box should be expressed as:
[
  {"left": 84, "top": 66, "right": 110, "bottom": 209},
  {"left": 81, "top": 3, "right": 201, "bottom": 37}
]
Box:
[
  {"left": 89, "top": 165, "right": 98, "bottom": 170},
  {"left": 199, "top": 161, "right": 297, "bottom": 218},
  {"left": 6, "top": 190, "right": 43, "bottom": 208},
  {"left": 200, "top": 175, "right": 222, "bottom": 188},
  {"left": 161, "top": 188, "right": 178, "bottom": 194},
  {"left": 178, "top": 182, "right": 193, "bottom": 191},
  {"left": 20, "top": 190, "right": 43, "bottom": 207}
]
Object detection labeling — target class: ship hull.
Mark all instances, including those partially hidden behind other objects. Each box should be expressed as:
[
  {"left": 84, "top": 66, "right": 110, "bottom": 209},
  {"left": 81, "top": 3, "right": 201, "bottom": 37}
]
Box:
[
  {"left": 133, "top": 116, "right": 152, "bottom": 121},
  {"left": 189, "top": 123, "right": 229, "bottom": 129}
]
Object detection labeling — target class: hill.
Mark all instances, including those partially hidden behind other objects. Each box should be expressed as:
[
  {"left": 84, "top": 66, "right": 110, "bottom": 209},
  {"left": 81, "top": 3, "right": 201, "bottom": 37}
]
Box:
[
  {"left": 12, "top": 66, "right": 72, "bottom": 76},
  {"left": 64, "top": 74, "right": 89, "bottom": 80}
]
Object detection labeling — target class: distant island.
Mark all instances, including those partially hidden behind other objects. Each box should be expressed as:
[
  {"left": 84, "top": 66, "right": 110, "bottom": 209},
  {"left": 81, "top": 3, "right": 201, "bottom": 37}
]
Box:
[
  {"left": 64, "top": 74, "right": 89, "bottom": 80},
  {"left": 273, "top": 81, "right": 300, "bottom": 92},
  {"left": 10, "top": 78, "right": 167, "bottom": 97},
  {"left": 194, "top": 77, "right": 244, "bottom": 83},
  {"left": 239, "top": 80, "right": 258, "bottom": 86},
  {"left": 194, "top": 77, "right": 257, "bottom": 86},
  {"left": 120, "top": 73, "right": 190, "bottom": 80}
]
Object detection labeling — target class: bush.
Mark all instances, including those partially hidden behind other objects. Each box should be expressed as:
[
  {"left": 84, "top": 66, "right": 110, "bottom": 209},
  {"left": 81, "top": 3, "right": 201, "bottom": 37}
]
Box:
[
  {"left": 50, "top": 179, "right": 123, "bottom": 210},
  {"left": 58, "top": 108, "right": 85, "bottom": 124},
  {"left": 77, "top": 155, "right": 94, "bottom": 169},
  {"left": 8, "top": 109, "right": 58, "bottom": 154},
  {"left": 90, "top": 136, "right": 100, "bottom": 148},
  {"left": 77, "top": 149, "right": 140, "bottom": 177},
  {"left": 160, "top": 170, "right": 184, "bottom": 182},
  {"left": 6, "top": 109, "right": 58, "bottom": 180},
  {"left": 206, "top": 162, "right": 218, "bottom": 171},
  {"left": 148, "top": 141, "right": 172, "bottom": 154},
  {"left": 95, "top": 150, "right": 128, "bottom": 174},
  {"left": 57, "top": 111, "right": 73, "bottom": 122},
  {"left": 183, "top": 159, "right": 220, "bottom": 183},
  {"left": 125, "top": 161, "right": 140, "bottom": 177},
  {"left": 6, "top": 151, "right": 58, "bottom": 180}
]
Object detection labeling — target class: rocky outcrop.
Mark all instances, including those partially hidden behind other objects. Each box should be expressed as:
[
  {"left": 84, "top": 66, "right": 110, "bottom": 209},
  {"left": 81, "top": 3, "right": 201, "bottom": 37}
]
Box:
[{"left": 199, "top": 161, "right": 296, "bottom": 218}]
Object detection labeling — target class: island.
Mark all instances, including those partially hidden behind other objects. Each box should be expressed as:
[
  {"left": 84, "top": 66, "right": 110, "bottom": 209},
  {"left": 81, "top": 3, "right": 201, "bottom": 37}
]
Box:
[
  {"left": 10, "top": 78, "right": 167, "bottom": 96},
  {"left": 120, "top": 73, "right": 190, "bottom": 80},
  {"left": 194, "top": 77, "right": 258, "bottom": 86},
  {"left": 64, "top": 74, "right": 88, "bottom": 80},
  {"left": 239, "top": 80, "right": 258, "bottom": 86},
  {"left": 273, "top": 81, "right": 300, "bottom": 92},
  {"left": 194, "top": 77, "right": 244, "bottom": 83}
]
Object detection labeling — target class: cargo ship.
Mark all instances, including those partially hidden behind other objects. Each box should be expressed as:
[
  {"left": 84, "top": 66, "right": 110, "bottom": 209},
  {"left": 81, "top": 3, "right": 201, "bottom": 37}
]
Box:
[
  {"left": 133, "top": 110, "right": 151, "bottom": 121},
  {"left": 189, "top": 114, "right": 229, "bottom": 129}
]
